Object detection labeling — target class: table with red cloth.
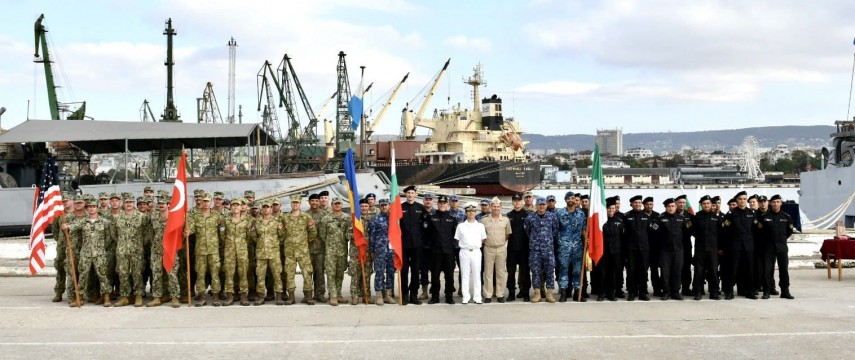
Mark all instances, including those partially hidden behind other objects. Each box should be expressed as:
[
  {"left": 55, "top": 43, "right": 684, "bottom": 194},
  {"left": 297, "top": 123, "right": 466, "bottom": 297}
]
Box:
[{"left": 820, "top": 236, "right": 855, "bottom": 281}]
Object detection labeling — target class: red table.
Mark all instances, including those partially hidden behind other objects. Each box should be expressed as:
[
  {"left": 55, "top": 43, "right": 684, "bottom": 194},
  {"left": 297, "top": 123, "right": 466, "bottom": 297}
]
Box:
[{"left": 820, "top": 237, "right": 855, "bottom": 281}]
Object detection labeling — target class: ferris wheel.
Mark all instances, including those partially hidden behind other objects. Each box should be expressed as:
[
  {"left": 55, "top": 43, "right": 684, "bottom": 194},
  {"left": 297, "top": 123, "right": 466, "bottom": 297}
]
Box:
[{"left": 740, "top": 136, "right": 764, "bottom": 181}]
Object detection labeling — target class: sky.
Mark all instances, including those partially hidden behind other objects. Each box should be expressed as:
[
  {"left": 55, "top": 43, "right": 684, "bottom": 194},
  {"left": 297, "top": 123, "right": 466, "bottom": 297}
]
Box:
[{"left": 2, "top": 0, "right": 855, "bottom": 137}]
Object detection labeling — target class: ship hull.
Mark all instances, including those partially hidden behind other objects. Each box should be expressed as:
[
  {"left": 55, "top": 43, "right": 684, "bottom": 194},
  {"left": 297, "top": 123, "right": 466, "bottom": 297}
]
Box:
[
  {"left": 375, "top": 161, "right": 541, "bottom": 196},
  {"left": 799, "top": 166, "right": 855, "bottom": 228}
]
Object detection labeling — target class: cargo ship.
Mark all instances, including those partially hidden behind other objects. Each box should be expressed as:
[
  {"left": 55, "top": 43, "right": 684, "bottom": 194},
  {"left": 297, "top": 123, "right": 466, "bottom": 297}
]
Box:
[{"left": 374, "top": 63, "right": 541, "bottom": 195}]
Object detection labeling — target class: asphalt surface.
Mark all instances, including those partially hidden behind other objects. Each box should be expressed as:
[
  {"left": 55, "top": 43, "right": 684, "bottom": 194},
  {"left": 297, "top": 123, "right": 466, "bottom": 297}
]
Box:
[{"left": 1, "top": 270, "right": 853, "bottom": 359}]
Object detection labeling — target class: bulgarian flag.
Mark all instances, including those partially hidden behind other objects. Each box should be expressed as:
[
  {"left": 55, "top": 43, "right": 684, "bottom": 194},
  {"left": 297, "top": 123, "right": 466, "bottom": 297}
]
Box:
[
  {"left": 680, "top": 185, "right": 696, "bottom": 215},
  {"left": 587, "top": 144, "right": 605, "bottom": 266},
  {"left": 388, "top": 143, "right": 404, "bottom": 270}
]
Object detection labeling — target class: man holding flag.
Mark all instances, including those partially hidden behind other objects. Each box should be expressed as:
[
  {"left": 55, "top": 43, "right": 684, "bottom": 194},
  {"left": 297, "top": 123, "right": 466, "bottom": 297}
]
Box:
[
  {"left": 387, "top": 143, "right": 406, "bottom": 305},
  {"left": 343, "top": 149, "right": 371, "bottom": 305},
  {"left": 369, "top": 198, "right": 396, "bottom": 305}
]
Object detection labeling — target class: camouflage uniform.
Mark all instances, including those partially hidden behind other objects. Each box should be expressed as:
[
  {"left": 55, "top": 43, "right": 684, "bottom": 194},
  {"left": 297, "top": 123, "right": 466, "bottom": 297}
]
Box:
[
  {"left": 525, "top": 209, "right": 559, "bottom": 290},
  {"left": 281, "top": 208, "right": 317, "bottom": 295},
  {"left": 252, "top": 216, "right": 283, "bottom": 294},
  {"left": 149, "top": 211, "right": 181, "bottom": 299},
  {"left": 114, "top": 208, "right": 147, "bottom": 298},
  {"left": 349, "top": 211, "right": 375, "bottom": 299},
  {"left": 72, "top": 214, "right": 115, "bottom": 296},
  {"left": 63, "top": 212, "right": 87, "bottom": 300},
  {"left": 51, "top": 210, "right": 71, "bottom": 297},
  {"left": 186, "top": 209, "right": 224, "bottom": 294},
  {"left": 320, "top": 210, "right": 352, "bottom": 299},
  {"left": 555, "top": 207, "right": 587, "bottom": 290},
  {"left": 223, "top": 214, "right": 252, "bottom": 295},
  {"left": 369, "top": 211, "right": 395, "bottom": 290},
  {"left": 307, "top": 207, "right": 330, "bottom": 299}
]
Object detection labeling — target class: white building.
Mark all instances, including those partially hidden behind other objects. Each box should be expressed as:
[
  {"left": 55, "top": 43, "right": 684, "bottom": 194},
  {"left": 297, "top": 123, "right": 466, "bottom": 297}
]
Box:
[
  {"left": 595, "top": 128, "right": 623, "bottom": 155},
  {"left": 625, "top": 148, "right": 654, "bottom": 159}
]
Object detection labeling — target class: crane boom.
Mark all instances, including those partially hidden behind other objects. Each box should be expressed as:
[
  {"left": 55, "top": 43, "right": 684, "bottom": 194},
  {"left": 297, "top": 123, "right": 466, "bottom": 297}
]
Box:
[
  {"left": 316, "top": 92, "right": 336, "bottom": 118},
  {"left": 368, "top": 73, "right": 409, "bottom": 134},
  {"left": 33, "top": 14, "right": 60, "bottom": 120},
  {"left": 414, "top": 58, "right": 450, "bottom": 122}
]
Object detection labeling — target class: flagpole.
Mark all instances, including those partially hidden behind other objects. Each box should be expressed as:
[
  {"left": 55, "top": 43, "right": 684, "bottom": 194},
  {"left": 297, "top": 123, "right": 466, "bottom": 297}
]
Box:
[
  {"left": 182, "top": 149, "right": 192, "bottom": 308},
  {"left": 397, "top": 269, "right": 402, "bottom": 306},
  {"left": 578, "top": 222, "right": 589, "bottom": 302},
  {"left": 62, "top": 218, "right": 81, "bottom": 308},
  {"left": 360, "top": 257, "right": 370, "bottom": 304}
]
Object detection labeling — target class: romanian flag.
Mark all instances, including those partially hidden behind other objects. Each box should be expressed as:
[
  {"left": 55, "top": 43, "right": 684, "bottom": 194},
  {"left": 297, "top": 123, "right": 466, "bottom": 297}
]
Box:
[
  {"left": 345, "top": 149, "right": 368, "bottom": 263},
  {"left": 587, "top": 144, "right": 605, "bottom": 266},
  {"left": 388, "top": 143, "right": 404, "bottom": 270}
]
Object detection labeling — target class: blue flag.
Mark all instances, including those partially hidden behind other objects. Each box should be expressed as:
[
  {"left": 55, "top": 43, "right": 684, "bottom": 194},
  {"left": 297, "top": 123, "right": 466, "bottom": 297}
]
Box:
[{"left": 348, "top": 96, "right": 363, "bottom": 130}]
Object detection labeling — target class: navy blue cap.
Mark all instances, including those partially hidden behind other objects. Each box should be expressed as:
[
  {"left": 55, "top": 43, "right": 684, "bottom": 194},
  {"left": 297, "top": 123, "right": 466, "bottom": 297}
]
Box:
[
  {"left": 379, "top": 198, "right": 390, "bottom": 205},
  {"left": 449, "top": 195, "right": 459, "bottom": 201},
  {"left": 564, "top": 191, "right": 574, "bottom": 199},
  {"left": 480, "top": 199, "right": 490, "bottom": 205},
  {"left": 546, "top": 195, "right": 556, "bottom": 201},
  {"left": 535, "top": 197, "right": 547, "bottom": 205},
  {"left": 423, "top": 193, "right": 434, "bottom": 200}
]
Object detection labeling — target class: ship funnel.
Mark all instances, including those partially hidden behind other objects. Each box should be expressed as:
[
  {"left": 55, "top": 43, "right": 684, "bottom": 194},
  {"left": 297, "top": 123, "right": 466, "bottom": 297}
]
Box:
[{"left": 480, "top": 94, "right": 503, "bottom": 131}]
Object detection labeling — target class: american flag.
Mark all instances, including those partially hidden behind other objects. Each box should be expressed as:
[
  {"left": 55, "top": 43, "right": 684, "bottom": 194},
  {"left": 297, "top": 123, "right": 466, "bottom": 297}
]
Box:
[{"left": 29, "top": 154, "right": 65, "bottom": 275}]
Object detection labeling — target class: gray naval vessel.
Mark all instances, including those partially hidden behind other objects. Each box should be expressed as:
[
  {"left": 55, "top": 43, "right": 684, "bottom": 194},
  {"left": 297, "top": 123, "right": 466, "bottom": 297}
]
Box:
[{"left": 799, "top": 119, "right": 855, "bottom": 229}]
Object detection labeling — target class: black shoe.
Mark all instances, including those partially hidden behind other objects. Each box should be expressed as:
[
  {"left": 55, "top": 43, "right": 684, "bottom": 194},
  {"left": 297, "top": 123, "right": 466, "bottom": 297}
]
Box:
[
  {"left": 725, "top": 292, "right": 734, "bottom": 300},
  {"left": 681, "top": 289, "right": 693, "bottom": 297},
  {"left": 615, "top": 290, "right": 625, "bottom": 298},
  {"left": 596, "top": 294, "right": 605, "bottom": 301},
  {"left": 627, "top": 294, "right": 636, "bottom": 301},
  {"left": 573, "top": 289, "right": 587, "bottom": 302},
  {"left": 709, "top": 293, "right": 721, "bottom": 300},
  {"left": 780, "top": 291, "right": 794, "bottom": 300},
  {"left": 402, "top": 296, "right": 408, "bottom": 306},
  {"left": 506, "top": 293, "right": 515, "bottom": 302},
  {"left": 522, "top": 295, "right": 530, "bottom": 302},
  {"left": 517, "top": 289, "right": 525, "bottom": 298},
  {"left": 446, "top": 296, "right": 455, "bottom": 304},
  {"left": 582, "top": 291, "right": 590, "bottom": 299},
  {"left": 409, "top": 295, "right": 422, "bottom": 305},
  {"left": 672, "top": 293, "right": 684, "bottom": 301},
  {"left": 484, "top": 298, "right": 492, "bottom": 304},
  {"left": 661, "top": 293, "right": 670, "bottom": 301},
  {"left": 694, "top": 293, "right": 702, "bottom": 301},
  {"left": 428, "top": 297, "right": 440, "bottom": 304},
  {"left": 639, "top": 293, "right": 650, "bottom": 301},
  {"left": 608, "top": 295, "right": 617, "bottom": 301},
  {"left": 559, "top": 290, "right": 568, "bottom": 303},
  {"left": 771, "top": 289, "right": 780, "bottom": 296},
  {"left": 745, "top": 293, "right": 757, "bottom": 300},
  {"left": 653, "top": 290, "right": 663, "bottom": 297},
  {"left": 497, "top": 297, "right": 505, "bottom": 303},
  {"left": 761, "top": 292, "right": 770, "bottom": 299}
]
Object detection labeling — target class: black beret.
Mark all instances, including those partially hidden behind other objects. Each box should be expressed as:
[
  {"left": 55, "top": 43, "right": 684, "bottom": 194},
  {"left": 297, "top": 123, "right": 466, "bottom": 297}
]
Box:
[
  {"left": 770, "top": 194, "right": 782, "bottom": 201},
  {"left": 606, "top": 197, "right": 617, "bottom": 207},
  {"left": 403, "top": 185, "right": 417, "bottom": 193},
  {"left": 365, "top": 193, "right": 376, "bottom": 199},
  {"left": 735, "top": 191, "right": 747, "bottom": 197},
  {"left": 437, "top": 195, "right": 448, "bottom": 202},
  {"left": 699, "top": 195, "right": 711, "bottom": 203},
  {"left": 319, "top": 191, "right": 330, "bottom": 197},
  {"left": 643, "top": 197, "right": 654, "bottom": 203},
  {"left": 711, "top": 196, "right": 721, "bottom": 202},
  {"left": 308, "top": 194, "right": 320, "bottom": 200},
  {"left": 359, "top": 198, "right": 368, "bottom": 204},
  {"left": 748, "top": 194, "right": 759, "bottom": 201},
  {"left": 675, "top": 194, "right": 687, "bottom": 201},
  {"left": 758, "top": 195, "right": 768, "bottom": 201},
  {"left": 728, "top": 198, "right": 737, "bottom": 204},
  {"left": 630, "top": 195, "right": 643, "bottom": 202},
  {"left": 580, "top": 195, "right": 589, "bottom": 200},
  {"left": 613, "top": 195, "right": 620, "bottom": 200},
  {"left": 663, "top": 198, "right": 675, "bottom": 206}
]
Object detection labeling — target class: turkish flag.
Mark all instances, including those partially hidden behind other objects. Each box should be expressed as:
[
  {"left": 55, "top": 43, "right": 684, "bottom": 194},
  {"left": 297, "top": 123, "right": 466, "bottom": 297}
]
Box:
[{"left": 162, "top": 151, "right": 187, "bottom": 273}]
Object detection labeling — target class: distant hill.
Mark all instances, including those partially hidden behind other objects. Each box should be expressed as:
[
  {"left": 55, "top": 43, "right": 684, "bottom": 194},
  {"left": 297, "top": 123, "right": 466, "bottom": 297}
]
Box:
[{"left": 522, "top": 125, "right": 835, "bottom": 153}]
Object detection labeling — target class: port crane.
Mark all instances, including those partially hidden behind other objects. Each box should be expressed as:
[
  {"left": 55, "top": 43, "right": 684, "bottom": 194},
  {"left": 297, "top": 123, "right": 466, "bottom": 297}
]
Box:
[{"left": 402, "top": 59, "right": 450, "bottom": 139}]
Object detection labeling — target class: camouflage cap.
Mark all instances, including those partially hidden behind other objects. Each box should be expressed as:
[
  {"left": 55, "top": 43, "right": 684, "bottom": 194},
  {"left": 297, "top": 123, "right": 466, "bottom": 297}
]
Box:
[
  {"left": 290, "top": 194, "right": 301, "bottom": 203},
  {"left": 193, "top": 189, "right": 204, "bottom": 197},
  {"left": 157, "top": 190, "right": 170, "bottom": 198},
  {"left": 144, "top": 196, "right": 154, "bottom": 203},
  {"left": 244, "top": 190, "right": 255, "bottom": 198},
  {"left": 98, "top": 192, "right": 108, "bottom": 200},
  {"left": 202, "top": 193, "right": 212, "bottom": 201},
  {"left": 213, "top": 191, "right": 225, "bottom": 199},
  {"left": 251, "top": 200, "right": 261, "bottom": 208},
  {"left": 143, "top": 186, "right": 154, "bottom": 192},
  {"left": 84, "top": 194, "right": 96, "bottom": 202},
  {"left": 85, "top": 198, "right": 99, "bottom": 207},
  {"left": 73, "top": 194, "right": 85, "bottom": 203},
  {"left": 231, "top": 198, "right": 244, "bottom": 205},
  {"left": 272, "top": 197, "right": 281, "bottom": 205},
  {"left": 332, "top": 197, "right": 343, "bottom": 204},
  {"left": 62, "top": 191, "right": 74, "bottom": 200},
  {"left": 136, "top": 196, "right": 145, "bottom": 203},
  {"left": 121, "top": 192, "right": 133, "bottom": 199},
  {"left": 261, "top": 199, "right": 273, "bottom": 207},
  {"left": 378, "top": 198, "right": 390, "bottom": 205},
  {"left": 109, "top": 192, "right": 121, "bottom": 200},
  {"left": 122, "top": 193, "right": 135, "bottom": 202},
  {"left": 159, "top": 195, "right": 170, "bottom": 203}
]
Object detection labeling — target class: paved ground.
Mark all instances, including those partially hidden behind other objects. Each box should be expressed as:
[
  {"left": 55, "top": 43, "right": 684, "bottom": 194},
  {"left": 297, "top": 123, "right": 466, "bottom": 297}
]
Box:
[{"left": 1, "top": 269, "right": 853, "bottom": 359}]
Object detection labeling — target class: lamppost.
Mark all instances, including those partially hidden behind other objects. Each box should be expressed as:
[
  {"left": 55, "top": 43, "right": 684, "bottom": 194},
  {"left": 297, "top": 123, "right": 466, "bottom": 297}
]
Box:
[{"left": 0, "top": 107, "right": 6, "bottom": 131}]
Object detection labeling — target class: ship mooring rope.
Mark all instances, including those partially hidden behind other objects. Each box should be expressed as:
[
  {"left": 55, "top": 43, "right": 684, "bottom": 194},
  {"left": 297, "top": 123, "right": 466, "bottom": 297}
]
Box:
[{"left": 801, "top": 191, "right": 855, "bottom": 229}]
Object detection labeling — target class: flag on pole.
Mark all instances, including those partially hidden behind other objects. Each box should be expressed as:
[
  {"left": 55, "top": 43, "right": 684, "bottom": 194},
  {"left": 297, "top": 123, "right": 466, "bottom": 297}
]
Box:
[
  {"left": 348, "top": 75, "right": 364, "bottom": 130},
  {"left": 587, "top": 144, "right": 606, "bottom": 266},
  {"left": 345, "top": 149, "right": 368, "bottom": 263},
  {"left": 28, "top": 153, "right": 65, "bottom": 275},
  {"left": 680, "top": 185, "right": 696, "bottom": 215},
  {"left": 388, "top": 143, "right": 404, "bottom": 270},
  {"left": 162, "top": 151, "right": 187, "bottom": 272}
]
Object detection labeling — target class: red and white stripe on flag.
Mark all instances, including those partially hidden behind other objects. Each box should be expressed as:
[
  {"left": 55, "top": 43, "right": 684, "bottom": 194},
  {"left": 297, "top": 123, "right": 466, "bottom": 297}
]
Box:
[{"left": 29, "top": 184, "right": 64, "bottom": 274}]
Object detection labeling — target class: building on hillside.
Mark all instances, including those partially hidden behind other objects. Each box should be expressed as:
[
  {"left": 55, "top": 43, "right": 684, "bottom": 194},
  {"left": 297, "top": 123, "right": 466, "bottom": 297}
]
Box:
[
  {"left": 625, "top": 148, "right": 654, "bottom": 159},
  {"left": 596, "top": 128, "right": 623, "bottom": 155},
  {"left": 674, "top": 167, "right": 752, "bottom": 184},
  {"left": 576, "top": 168, "right": 672, "bottom": 185}
]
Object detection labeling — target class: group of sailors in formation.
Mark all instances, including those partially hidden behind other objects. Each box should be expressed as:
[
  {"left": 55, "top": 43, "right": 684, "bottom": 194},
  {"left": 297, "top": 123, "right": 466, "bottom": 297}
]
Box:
[{"left": 50, "top": 184, "right": 795, "bottom": 308}]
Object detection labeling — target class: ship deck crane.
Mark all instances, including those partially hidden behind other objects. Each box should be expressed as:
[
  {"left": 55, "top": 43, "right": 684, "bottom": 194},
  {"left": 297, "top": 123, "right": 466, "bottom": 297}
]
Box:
[
  {"left": 366, "top": 73, "right": 408, "bottom": 140},
  {"left": 402, "top": 59, "right": 450, "bottom": 139},
  {"left": 34, "top": 14, "right": 86, "bottom": 120}
]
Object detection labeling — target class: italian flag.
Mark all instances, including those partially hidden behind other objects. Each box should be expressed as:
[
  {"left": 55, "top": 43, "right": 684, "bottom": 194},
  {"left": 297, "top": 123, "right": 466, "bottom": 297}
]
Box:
[
  {"left": 587, "top": 144, "right": 605, "bottom": 266},
  {"left": 388, "top": 143, "right": 404, "bottom": 270}
]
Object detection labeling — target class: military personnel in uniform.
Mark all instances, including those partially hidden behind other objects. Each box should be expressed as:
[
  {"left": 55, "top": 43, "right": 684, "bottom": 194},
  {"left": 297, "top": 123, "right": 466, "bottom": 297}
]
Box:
[
  {"left": 654, "top": 198, "right": 689, "bottom": 300},
  {"left": 223, "top": 198, "right": 252, "bottom": 306},
  {"left": 545, "top": 195, "right": 557, "bottom": 213},
  {"left": 597, "top": 197, "right": 623, "bottom": 301},
  {"left": 319, "top": 198, "right": 352, "bottom": 305},
  {"left": 365, "top": 193, "right": 378, "bottom": 215},
  {"left": 477, "top": 199, "right": 492, "bottom": 220},
  {"left": 691, "top": 195, "right": 721, "bottom": 300},
  {"left": 524, "top": 197, "right": 558, "bottom": 303},
  {"left": 642, "top": 196, "right": 661, "bottom": 297},
  {"left": 64, "top": 198, "right": 115, "bottom": 307},
  {"left": 185, "top": 193, "right": 225, "bottom": 306},
  {"left": 146, "top": 194, "right": 181, "bottom": 308},
  {"left": 50, "top": 193, "right": 75, "bottom": 302},
  {"left": 522, "top": 191, "right": 535, "bottom": 212},
  {"left": 758, "top": 194, "right": 795, "bottom": 299},
  {"left": 506, "top": 193, "right": 531, "bottom": 302},
  {"left": 481, "top": 197, "right": 511, "bottom": 303},
  {"left": 319, "top": 190, "right": 330, "bottom": 211},
  {"left": 419, "top": 193, "right": 436, "bottom": 300},
  {"left": 369, "top": 198, "right": 396, "bottom": 305},
  {"left": 624, "top": 195, "right": 653, "bottom": 301},
  {"left": 426, "top": 195, "right": 458, "bottom": 305},
  {"left": 281, "top": 195, "right": 318, "bottom": 305},
  {"left": 349, "top": 199, "right": 375, "bottom": 304},
  {"left": 307, "top": 193, "right": 329, "bottom": 302},
  {"left": 114, "top": 194, "right": 147, "bottom": 307},
  {"left": 400, "top": 186, "right": 429, "bottom": 305},
  {"left": 448, "top": 195, "right": 466, "bottom": 296},
  {"left": 252, "top": 200, "right": 286, "bottom": 305},
  {"left": 106, "top": 193, "right": 122, "bottom": 298},
  {"left": 98, "top": 192, "right": 110, "bottom": 213},
  {"left": 674, "top": 194, "right": 694, "bottom": 297},
  {"left": 721, "top": 191, "right": 758, "bottom": 300},
  {"left": 555, "top": 191, "right": 587, "bottom": 302},
  {"left": 63, "top": 195, "right": 90, "bottom": 305}
]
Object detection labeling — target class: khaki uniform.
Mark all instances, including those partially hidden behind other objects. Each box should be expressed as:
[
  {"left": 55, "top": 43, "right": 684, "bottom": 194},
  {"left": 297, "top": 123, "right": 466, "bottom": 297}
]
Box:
[
  {"left": 319, "top": 211, "right": 352, "bottom": 299},
  {"left": 186, "top": 211, "right": 224, "bottom": 294},
  {"left": 252, "top": 217, "right": 283, "bottom": 294},
  {"left": 307, "top": 208, "right": 329, "bottom": 298},
  {"left": 224, "top": 216, "right": 252, "bottom": 294},
  {"left": 481, "top": 214, "right": 512, "bottom": 298},
  {"left": 281, "top": 212, "right": 317, "bottom": 294}
]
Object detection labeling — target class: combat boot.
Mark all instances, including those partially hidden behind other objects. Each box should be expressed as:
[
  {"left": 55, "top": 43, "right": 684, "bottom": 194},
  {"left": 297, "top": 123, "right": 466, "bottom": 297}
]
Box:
[
  {"left": 419, "top": 285, "right": 429, "bottom": 300},
  {"left": 330, "top": 296, "right": 339, "bottom": 306},
  {"left": 240, "top": 293, "right": 250, "bottom": 306},
  {"left": 69, "top": 299, "right": 81, "bottom": 307},
  {"left": 171, "top": 297, "right": 180, "bottom": 308},
  {"left": 102, "top": 294, "right": 112, "bottom": 307},
  {"left": 134, "top": 295, "right": 143, "bottom": 307},
  {"left": 315, "top": 294, "right": 328, "bottom": 303},
  {"left": 223, "top": 293, "right": 233, "bottom": 306},
  {"left": 160, "top": 294, "right": 171, "bottom": 303},
  {"left": 94, "top": 295, "right": 104, "bottom": 305},
  {"left": 301, "top": 292, "right": 309, "bottom": 304},
  {"left": 212, "top": 293, "right": 222, "bottom": 307},
  {"left": 375, "top": 292, "right": 384, "bottom": 306},
  {"left": 351, "top": 296, "right": 359, "bottom": 305},
  {"left": 305, "top": 291, "right": 315, "bottom": 305},
  {"left": 275, "top": 292, "right": 285, "bottom": 306},
  {"left": 287, "top": 291, "right": 296, "bottom": 305},
  {"left": 52, "top": 292, "right": 62, "bottom": 302},
  {"left": 545, "top": 289, "right": 556, "bottom": 303},
  {"left": 780, "top": 288, "right": 794, "bottom": 299},
  {"left": 383, "top": 290, "right": 395, "bottom": 304},
  {"left": 115, "top": 296, "right": 130, "bottom": 307},
  {"left": 180, "top": 294, "right": 189, "bottom": 304},
  {"left": 558, "top": 289, "right": 568, "bottom": 303},
  {"left": 195, "top": 293, "right": 207, "bottom": 307},
  {"left": 146, "top": 297, "right": 162, "bottom": 307},
  {"left": 337, "top": 295, "right": 346, "bottom": 304},
  {"left": 254, "top": 293, "right": 266, "bottom": 306},
  {"left": 428, "top": 295, "right": 440, "bottom": 304},
  {"left": 531, "top": 289, "right": 541, "bottom": 303}
]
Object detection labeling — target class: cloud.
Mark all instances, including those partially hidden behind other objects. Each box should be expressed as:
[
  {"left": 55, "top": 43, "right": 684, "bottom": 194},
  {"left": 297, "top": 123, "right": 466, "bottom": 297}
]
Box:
[{"left": 444, "top": 35, "right": 492, "bottom": 52}]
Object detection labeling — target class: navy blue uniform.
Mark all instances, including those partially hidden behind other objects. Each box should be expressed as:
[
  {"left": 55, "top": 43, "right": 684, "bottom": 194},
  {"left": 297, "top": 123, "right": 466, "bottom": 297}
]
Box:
[{"left": 525, "top": 211, "right": 559, "bottom": 289}]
